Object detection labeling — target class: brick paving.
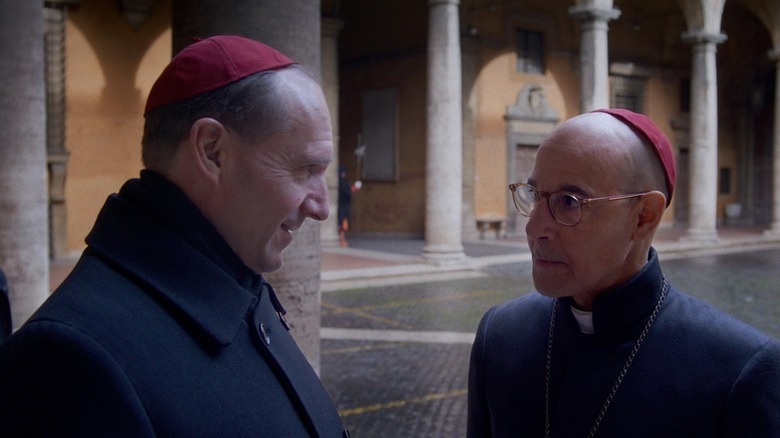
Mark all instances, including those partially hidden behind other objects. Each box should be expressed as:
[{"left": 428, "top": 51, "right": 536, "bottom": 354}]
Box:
[{"left": 322, "top": 340, "right": 471, "bottom": 437}]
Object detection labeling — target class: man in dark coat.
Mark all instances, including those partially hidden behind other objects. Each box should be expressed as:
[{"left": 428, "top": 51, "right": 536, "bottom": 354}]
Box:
[
  {"left": 468, "top": 109, "right": 780, "bottom": 437},
  {"left": 0, "top": 35, "right": 348, "bottom": 437}
]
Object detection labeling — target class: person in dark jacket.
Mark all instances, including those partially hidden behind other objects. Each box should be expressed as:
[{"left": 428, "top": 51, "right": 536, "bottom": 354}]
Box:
[
  {"left": 338, "top": 165, "right": 352, "bottom": 247},
  {"left": 0, "top": 35, "right": 348, "bottom": 437},
  {"left": 0, "top": 268, "right": 10, "bottom": 342},
  {"left": 468, "top": 109, "right": 780, "bottom": 437}
]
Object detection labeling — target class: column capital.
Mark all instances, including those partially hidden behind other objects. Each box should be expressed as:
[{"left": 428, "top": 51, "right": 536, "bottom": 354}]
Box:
[
  {"left": 768, "top": 48, "right": 780, "bottom": 62},
  {"left": 568, "top": 5, "right": 621, "bottom": 23},
  {"left": 681, "top": 31, "right": 727, "bottom": 46}
]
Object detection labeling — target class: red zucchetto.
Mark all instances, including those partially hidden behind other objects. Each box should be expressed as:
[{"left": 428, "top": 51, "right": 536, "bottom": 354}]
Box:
[
  {"left": 592, "top": 108, "right": 676, "bottom": 206},
  {"left": 144, "top": 35, "right": 296, "bottom": 115}
]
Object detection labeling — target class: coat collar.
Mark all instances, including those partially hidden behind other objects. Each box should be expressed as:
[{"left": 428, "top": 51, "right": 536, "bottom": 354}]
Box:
[
  {"left": 560, "top": 248, "right": 666, "bottom": 339},
  {"left": 85, "top": 171, "right": 261, "bottom": 347}
]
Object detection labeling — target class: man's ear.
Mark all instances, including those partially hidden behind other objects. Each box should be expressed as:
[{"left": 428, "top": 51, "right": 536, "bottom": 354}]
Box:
[
  {"left": 633, "top": 190, "right": 666, "bottom": 240},
  {"left": 188, "top": 118, "right": 226, "bottom": 185}
]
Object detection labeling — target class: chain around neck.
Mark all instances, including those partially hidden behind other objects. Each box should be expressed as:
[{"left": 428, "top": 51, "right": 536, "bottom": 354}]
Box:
[{"left": 544, "top": 276, "right": 669, "bottom": 438}]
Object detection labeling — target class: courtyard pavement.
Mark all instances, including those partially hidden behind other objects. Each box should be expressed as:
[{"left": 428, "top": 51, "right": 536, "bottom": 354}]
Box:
[{"left": 318, "top": 226, "right": 780, "bottom": 437}]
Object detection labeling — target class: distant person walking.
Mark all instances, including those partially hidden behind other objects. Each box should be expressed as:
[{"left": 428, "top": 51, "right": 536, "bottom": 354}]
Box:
[{"left": 338, "top": 165, "right": 361, "bottom": 247}]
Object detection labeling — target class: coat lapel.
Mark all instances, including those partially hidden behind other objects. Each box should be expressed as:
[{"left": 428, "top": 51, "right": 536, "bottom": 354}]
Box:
[{"left": 251, "top": 283, "right": 345, "bottom": 438}]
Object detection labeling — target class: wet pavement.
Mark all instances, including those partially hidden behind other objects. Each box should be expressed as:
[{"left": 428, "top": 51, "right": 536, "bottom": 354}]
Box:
[{"left": 319, "top": 238, "right": 780, "bottom": 437}]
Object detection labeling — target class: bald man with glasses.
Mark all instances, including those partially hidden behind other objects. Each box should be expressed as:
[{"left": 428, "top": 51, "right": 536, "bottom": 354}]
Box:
[{"left": 467, "top": 109, "right": 780, "bottom": 437}]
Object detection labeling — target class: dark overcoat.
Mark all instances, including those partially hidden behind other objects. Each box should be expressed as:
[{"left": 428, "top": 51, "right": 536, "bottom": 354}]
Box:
[
  {"left": 0, "top": 171, "right": 347, "bottom": 437},
  {"left": 468, "top": 250, "right": 780, "bottom": 437},
  {"left": 0, "top": 268, "right": 10, "bottom": 342}
]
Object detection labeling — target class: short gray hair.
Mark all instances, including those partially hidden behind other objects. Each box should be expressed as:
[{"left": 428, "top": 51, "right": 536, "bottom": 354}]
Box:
[{"left": 141, "top": 65, "right": 312, "bottom": 171}]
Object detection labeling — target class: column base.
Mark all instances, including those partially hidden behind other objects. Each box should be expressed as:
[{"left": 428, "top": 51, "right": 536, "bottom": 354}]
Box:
[
  {"left": 423, "top": 243, "right": 466, "bottom": 266},
  {"left": 764, "top": 224, "right": 780, "bottom": 239},
  {"left": 680, "top": 227, "right": 720, "bottom": 244},
  {"left": 321, "top": 237, "right": 342, "bottom": 249}
]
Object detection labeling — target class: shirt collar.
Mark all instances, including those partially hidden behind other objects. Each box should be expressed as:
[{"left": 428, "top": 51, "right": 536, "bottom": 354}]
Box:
[{"left": 560, "top": 248, "right": 665, "bottom": 338}]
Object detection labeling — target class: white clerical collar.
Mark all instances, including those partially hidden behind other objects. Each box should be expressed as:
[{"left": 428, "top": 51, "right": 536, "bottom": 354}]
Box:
[{"left": 570, "top": 306, "right": 595, "bottom": 334}]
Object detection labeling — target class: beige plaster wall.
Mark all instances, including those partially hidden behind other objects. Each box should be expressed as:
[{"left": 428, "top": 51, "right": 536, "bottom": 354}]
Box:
[
  {"left": 473, "top": 50, "right": 515, "bottom": 220},
  {"left": 472, "top": 48, "right": 579, "bottom": 221},
  {"left": 64, "top": 0, "right": 171, "bottom": 254},
  {"left": 644, "top": 71, "right": 682, "bottom": 223}
]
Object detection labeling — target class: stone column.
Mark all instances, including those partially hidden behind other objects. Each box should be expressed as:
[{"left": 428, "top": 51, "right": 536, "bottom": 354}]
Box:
[
  {"left": 682, "top": 31, "right": 726, "bottom": 242},
  {"left": 569, "top": 3, "right": 620, "bottom": 113},
  {"left": 0, "top": 1, "right": 49, "bottom": 328},
  {"left": 766, "top": 50, "right": 780, "bottom": 237},
  {"left": 320, "top": 18, "right": 344, "bottom": 248},
  {"left": 45, "top": 2, "right": 73, "bottom": 261},
  {"left": 172, "top": 0, "right": 319, "bottom": 64},
  {"left": 172, "top": 0, "right": 325, "bottom": 373},
  {"left": 461, "top": 35, "right": 479, "bottom": 241},
  {"left": 424, "top": 0, "right": 465, "bottom": 264}
]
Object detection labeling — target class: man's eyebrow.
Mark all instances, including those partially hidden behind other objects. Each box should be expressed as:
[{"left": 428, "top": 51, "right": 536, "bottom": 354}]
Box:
[
  {"left": 306, "top": 157, "right": 332, "bottom": 166},
  {"left": 559, "top": 184, "right": 588, "bottom": 196},
  {"left": 289, "top": 150, "right": 332, "bottom": 166},
  {"left": 526, "top": 179, "right": 589, "bottom": 196}
]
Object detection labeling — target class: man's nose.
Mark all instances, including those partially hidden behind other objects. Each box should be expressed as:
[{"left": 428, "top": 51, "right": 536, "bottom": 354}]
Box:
[
  {"left": 525, "top": 197, "right": 554, "bottom": 238},
  {"left": 303, "top": 180, "right": 329, "bottom": 221}
]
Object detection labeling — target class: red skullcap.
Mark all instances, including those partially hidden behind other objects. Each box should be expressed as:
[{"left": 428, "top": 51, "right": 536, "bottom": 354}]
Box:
[
  {"left": 592, "top": 108, "right": 676, "bottom": 206},
  {"left": 144, "top": 35, "right": 296, "bottom": 115}
]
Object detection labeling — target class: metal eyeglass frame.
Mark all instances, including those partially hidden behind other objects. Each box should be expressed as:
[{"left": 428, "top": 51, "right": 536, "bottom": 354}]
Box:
[{"left": 508, "top": 182, "right": 650, "bottom": 226}]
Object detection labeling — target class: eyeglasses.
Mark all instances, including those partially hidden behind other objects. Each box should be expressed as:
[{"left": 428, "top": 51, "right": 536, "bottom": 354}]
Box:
[{"left": 508, "top": 182, "right": 650, "bottom": 226}]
